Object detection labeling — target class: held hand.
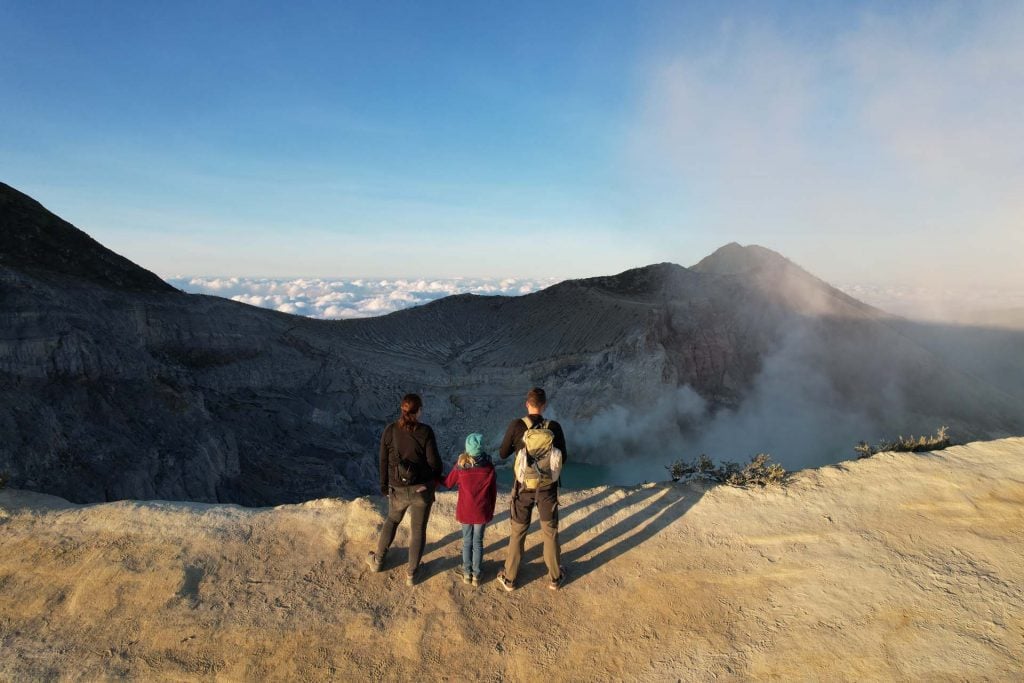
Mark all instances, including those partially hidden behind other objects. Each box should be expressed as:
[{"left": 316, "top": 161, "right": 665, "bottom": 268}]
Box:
[
  {"left": 414, "top": 485, "right": 428, "bottom": 493},
  {"left": 380, "top": 484, "right": 390, "bottom": 496}
]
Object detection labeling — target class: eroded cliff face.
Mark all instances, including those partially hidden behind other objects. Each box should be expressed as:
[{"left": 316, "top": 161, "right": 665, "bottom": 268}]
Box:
[
  {"left": 2, "top": 181, "right": 1021, "bottom": 504},
  {"left": 1, "top": 258, "right": 736, "bottom": 505}
]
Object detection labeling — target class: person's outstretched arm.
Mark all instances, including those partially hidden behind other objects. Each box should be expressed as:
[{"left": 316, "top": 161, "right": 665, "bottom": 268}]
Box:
[
  {"left": 485, "top": 467, "right": 497, "bottom": 517},
  {"left": 425, "top": 426, "right": 443, "bottom": 480}
]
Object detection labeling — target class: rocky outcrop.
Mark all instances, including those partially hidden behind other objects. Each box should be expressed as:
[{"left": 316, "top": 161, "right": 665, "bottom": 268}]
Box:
[
  {"left": 1, "top": 182, "right": 1021, "bottom": 504},
  {"left": 0, "top": 182, "right": 173, "bottom": 293}
]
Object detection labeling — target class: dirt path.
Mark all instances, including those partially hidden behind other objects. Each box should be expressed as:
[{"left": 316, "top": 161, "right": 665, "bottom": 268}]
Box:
[{"left": 2, "top": 438, "right": 1023, "bottom": 681}]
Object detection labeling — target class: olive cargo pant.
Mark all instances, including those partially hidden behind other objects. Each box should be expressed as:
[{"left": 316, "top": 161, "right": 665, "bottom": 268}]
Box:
[{"left": 503, "top": 484, "right": 561, "bottom": 582}]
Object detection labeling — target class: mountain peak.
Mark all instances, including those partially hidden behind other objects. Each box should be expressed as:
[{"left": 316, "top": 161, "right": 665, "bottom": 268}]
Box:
[
  {"left": 691, "top": 242, "right": 793, "bottom": 275},
  {"left": 0, "top": 182, "right": 175, "bottom": 293}
]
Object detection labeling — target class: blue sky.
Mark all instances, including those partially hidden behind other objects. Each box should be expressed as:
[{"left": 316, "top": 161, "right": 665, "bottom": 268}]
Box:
[{"left": 1, "top": 1, "right": 1021, "bottom": 286}]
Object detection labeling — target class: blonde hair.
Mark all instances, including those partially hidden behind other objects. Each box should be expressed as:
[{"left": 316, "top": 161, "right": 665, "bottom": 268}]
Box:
[{"left": 457, "top": 453, "right": 475, "bottom": 469}]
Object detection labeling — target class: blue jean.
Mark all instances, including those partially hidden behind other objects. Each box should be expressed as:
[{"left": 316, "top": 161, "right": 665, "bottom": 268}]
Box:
[{"left": 461, "top": 523, "right": 486, "bottom": 578}]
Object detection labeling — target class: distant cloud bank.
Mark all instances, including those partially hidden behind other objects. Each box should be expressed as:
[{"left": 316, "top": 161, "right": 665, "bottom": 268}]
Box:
[
  {"left": 837, "top": 283, "right": 1024, "bottom": 324},
  {"left": 168, "top": 275, "right": 1023, "bottom": 326},
  {"left": 167, "top": 276, "right": 561, "bottom": 319}
]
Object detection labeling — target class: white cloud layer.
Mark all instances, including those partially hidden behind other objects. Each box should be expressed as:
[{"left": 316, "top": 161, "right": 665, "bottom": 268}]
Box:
[
  {"left": 168, "top": 274, "right": 1023, "bottom": 327},
  {"left": 168, "top": 276, "right": 560, "bottom": 319}
]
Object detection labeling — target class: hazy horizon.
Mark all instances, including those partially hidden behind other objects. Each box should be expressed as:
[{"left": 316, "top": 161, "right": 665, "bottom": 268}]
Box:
[{"left": 169, "top": 272, "right": 1024, "bottom": 326}]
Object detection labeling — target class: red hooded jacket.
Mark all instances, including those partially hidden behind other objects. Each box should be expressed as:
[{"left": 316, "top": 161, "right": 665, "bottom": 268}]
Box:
[{"left": 444, "top": 459, "right": 497, "bottom": 525}]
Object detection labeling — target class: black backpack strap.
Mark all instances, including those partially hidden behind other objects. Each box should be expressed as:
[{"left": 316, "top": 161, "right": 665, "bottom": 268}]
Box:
[{"left": 389, "top": 423, "right": 402, "bottom": 461}]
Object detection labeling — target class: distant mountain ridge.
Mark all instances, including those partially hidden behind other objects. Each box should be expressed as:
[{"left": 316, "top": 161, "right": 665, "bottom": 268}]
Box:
[
  {"left": 0, "top": 181, "right": 174, "bottom": 293},
  {"left": 1, "top": 181, "right": 1021, "bottom": 505}
]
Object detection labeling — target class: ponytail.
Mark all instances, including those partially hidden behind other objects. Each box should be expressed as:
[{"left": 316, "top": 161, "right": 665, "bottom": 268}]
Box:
[{"left": 398, "top": 393, "right": 423, "bottom": 431}]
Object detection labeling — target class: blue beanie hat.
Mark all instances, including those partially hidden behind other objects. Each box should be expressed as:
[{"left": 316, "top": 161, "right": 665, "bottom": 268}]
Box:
[{"left": 465, "top": 433, "right": 484, "bottom": 457}]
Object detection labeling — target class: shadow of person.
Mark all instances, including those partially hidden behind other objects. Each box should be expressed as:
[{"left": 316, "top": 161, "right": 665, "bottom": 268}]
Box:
[
  {"left": 462, "top": 486, "right": 650, "bottom": 588},
  {"left": 561, "top": 484, "right": 702, "bottom": 584},
  {"left": 416, "top": 552, "right": 459, "bottom": 582},
  {"left": 423, "top": 482, "right": 692, "bottom": 583},
  {"left": 423, "top": 483, "right": 613, "bottom": 556},
  {"left": 559, "top": 486, "right": 623, "bottom": 520},
  {"left": 504, "top": 484, "right": 699, "bottom": 588},
  {"left": 389, "top": 482, "right": 703, "bottom": 586},
  {"left": 420, "top": 486, "right": 623, "bottom": 584},
  {"left": 423, "top": 506, "right": 511, "bottom": 556},
  {"left": 558, "top": 485, "right": 666, "bottom": 547}
]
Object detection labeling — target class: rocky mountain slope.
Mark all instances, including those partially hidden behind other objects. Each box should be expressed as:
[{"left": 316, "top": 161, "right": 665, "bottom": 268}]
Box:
[
  {"left": 1, "top": 181, "right": 1021, "bottom": 504},
  {"left": 1, "top": 438, "right": 1022, "bottom": 680}
]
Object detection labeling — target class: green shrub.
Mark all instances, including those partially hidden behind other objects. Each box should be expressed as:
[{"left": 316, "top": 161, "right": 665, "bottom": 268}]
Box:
[
  {"left": 854, "top": 441, "right": 874, "bottom": 458},
  {"left": 666, "top": 454, "right": 717, "bottom": 482},
  {"left": 725, "top": 453, "right": 787, "bottom": 487},
  {"left": 855, "top": 426, "right": 952, "bottom": 458},
  {"left": 667, "top": 453, "right": 786, "bottom": 488}
]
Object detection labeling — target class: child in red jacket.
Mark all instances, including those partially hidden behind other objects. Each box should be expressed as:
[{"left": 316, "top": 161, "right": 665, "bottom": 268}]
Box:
[{"left": 444, "top": 433, "right": 497, "bottom": 586}]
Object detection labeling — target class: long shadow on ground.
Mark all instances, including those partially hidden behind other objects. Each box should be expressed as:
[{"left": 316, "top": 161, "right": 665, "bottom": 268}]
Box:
[
  {"left": 417, "top": 483, "right": 703, "bottom": 588},
  {"left": 561, "top": 485, "right": 701, "bottom": 585},
  {"left": 416, "top": 486, "right": 618, "bottom": 583}
]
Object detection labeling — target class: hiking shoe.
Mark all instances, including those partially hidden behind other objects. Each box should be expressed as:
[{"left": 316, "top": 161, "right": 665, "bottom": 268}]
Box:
[
  {"left": 451, "top": 566, "right": 472, "bottom": 584},
  {"left": 496, "top": 572, "right": 515, "bottom": 592},
  {"left": 548, "top": 566, "right": 567, "bottom": 591},
  {"left": 365, "top": 552, "right": 382, "bottom": 573},
  {"left": 471, "top": 575, "right": 480, "bottom": 587}
]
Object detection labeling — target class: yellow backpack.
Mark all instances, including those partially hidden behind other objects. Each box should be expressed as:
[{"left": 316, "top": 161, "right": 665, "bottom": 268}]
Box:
[{"left": 513, "top": 418, "right": 563, "bottom": 490}]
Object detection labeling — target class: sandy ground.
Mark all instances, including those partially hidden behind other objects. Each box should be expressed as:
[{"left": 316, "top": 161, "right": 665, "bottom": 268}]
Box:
[{"left": 1, "top": 438, "right": 1023, "bottom": 682}]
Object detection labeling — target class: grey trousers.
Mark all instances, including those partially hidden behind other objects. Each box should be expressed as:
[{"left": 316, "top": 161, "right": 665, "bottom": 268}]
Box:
[
  {"left": 503, "top": 484, "right": 561, "bottom": 582},
  {"left": 376, "top": 484, "right": 435, "bottom": 573}
]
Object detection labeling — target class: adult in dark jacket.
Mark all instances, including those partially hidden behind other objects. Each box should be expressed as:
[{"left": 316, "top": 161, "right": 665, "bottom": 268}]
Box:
[
  {"left": 496, "top": 387, "right": 568, "bottom": 591},
  {"left": 366, "top": 393, "right": 442, "bottom": 586}
]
